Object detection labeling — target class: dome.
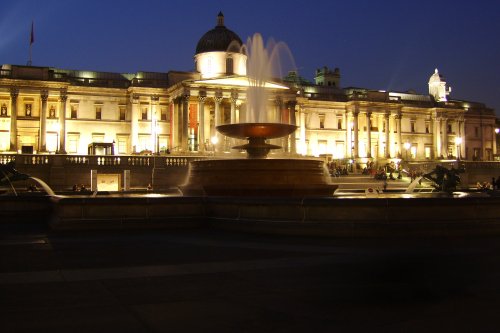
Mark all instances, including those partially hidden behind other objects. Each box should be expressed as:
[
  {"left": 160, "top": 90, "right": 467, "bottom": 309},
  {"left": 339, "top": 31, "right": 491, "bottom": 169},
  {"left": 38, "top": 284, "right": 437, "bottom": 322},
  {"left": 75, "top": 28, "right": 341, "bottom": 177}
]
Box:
[{"left": 195, "top": 12, "right": 243, "bottom": 55}]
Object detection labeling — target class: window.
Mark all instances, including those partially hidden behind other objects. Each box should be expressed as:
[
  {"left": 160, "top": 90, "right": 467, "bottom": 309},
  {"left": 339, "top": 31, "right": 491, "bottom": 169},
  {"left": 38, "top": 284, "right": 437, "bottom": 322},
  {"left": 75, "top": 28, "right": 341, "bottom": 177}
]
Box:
[
  {"left": 95, "top": 106, "right": 102, "bottom": 120},
  {"left": 141, "top": 107, "right": 148, "bottom": 120},
  {"left": 473, "top": 148, "right": 481, "bottom": 160},
  {"left": 160, "top": 107, "right": 169, "bottom": 121},
  {"left": 67, "top": 133, "right": 79, "bottom": 154},
  {"left": 226, "top": 57, "right": 234, "bottom": 75},
  {"left": 447, "top": 124, "right": 452, "bottom": 134},
  {"left": 92, "top": 133, "right": 105, "bottom": 143},
  {"left": 474, "top": 127, "right": 479, "bottom": 138},
  {"left": 337, "top": 118, "right": 342, "bottom": 129},
  {"left": 411, "top": 121, "right": 416, "bottom": 133},
  {"left": 486, "top": 149, "right": 492, "bottom": 161},
  {"left": 425, "top": 122, "right": 430, "bottom": 134},
  {"left": 318, "top": 140, "right": 327, "bottom": 155},
  {"left": 116, "top": 136, "right": 128, "bottom": 154},
  {"left": 0, "top": 103, "right": 7, "bottom": 117},
  {"left": 119, "top": 107, "right": 126, "bottom": 121},
  {"left": 70, "top": 105, "right": 78, "bottom": 119},
  {"left": 138, "top": 134, "right": 150, "bottom": 152},
  {"left": 410, "top": 145, "right": 417, "bottom": 159},
  {"left": 25, "top": 104, "right": 32, "bottom": 117},
  {"left": 425, "top": 146, "right": 432, "bottom": 159},
  {"left": 0, "top": 131, "right": 9, "bottom": 150},
  {"left": 319, "top": 114, "right": 325, "bottom": 129}
]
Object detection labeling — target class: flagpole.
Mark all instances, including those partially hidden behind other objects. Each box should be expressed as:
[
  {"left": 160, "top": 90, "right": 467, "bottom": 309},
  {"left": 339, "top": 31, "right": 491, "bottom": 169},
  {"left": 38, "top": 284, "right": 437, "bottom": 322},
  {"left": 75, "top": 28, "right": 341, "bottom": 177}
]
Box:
[{"left": 27, "top": 21, "right": 34, "bottom": 66}]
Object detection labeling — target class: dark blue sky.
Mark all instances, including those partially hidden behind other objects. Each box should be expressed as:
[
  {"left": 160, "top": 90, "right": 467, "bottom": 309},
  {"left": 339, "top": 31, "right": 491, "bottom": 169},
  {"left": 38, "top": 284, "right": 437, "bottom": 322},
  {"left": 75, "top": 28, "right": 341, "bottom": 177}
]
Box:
[{"left": 1, "top": 0, "right": 499, "bottom": 115}]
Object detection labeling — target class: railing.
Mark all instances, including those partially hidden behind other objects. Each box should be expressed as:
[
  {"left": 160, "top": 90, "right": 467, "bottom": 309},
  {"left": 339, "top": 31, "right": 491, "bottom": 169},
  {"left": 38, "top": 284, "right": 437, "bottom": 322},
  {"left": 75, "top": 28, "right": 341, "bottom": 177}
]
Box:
[{"left": 0, "top": 153, "right": 204, "bottom": 168}]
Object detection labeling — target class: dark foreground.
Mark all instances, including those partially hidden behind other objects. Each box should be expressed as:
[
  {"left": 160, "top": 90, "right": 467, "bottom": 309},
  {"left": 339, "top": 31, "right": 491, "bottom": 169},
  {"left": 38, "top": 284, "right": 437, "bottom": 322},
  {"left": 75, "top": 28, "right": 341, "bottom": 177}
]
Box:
[{"left": 1, "top": 224, "right": 500, "bottom": 332}]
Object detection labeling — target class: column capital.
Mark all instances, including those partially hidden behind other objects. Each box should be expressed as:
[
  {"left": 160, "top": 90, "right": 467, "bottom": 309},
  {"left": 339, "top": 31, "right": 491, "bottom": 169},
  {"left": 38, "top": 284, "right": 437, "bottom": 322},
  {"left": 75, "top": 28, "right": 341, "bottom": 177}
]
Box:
[
  {"left": 286, "top": 100, "right": 297, "bottom": 109},
  {"left": 151, "top": 95, "right": 159, "bottom": 104},
  {"left": 10, "top": 87, "right": 19, "bottom": 99},
  {"left": 41, "top": 89, "right": 49, "bottom": 102},
  {"left": 230, "top": 90, "right": 238, "bottom": 102},
  {"left": 214, "top": 90, "right": 223, "bottom": 104},
  {"left": 130, "top": 93, "right": 140, "bottom": 104},
  {"left": 198, "top": 95, "right": 207, "bottom": 103},
  {"left": 60, "top": 89, "right": 68, "bottom": 102}
]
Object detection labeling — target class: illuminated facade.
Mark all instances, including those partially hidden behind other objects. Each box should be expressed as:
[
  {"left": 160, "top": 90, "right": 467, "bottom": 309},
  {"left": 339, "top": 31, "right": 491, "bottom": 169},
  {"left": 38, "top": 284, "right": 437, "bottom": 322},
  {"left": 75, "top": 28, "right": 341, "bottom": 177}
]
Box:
[{"left": 0, "top": 12, "right": 497, "bottom": 164}]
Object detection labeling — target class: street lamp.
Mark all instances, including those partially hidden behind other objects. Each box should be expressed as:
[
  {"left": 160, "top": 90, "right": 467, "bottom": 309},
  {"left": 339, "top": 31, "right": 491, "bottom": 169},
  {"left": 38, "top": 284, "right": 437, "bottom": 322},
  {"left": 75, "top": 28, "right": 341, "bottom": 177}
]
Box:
[
  {"left": 455, "top": 137, "right": 462, "bottom": 160},
  {"left": 211, "top": 135, "right": 219, "bottom": 155},
  {"left": 403, "top": 142, "right": 411, "bottom": 161}
]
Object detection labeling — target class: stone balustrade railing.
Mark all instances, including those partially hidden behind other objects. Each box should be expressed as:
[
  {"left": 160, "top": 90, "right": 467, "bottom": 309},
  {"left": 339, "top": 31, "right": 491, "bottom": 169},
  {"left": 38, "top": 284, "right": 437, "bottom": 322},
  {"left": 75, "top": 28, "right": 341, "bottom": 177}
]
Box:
[{"left": 0, "top": 153, "right": 205, "bottom": 168}]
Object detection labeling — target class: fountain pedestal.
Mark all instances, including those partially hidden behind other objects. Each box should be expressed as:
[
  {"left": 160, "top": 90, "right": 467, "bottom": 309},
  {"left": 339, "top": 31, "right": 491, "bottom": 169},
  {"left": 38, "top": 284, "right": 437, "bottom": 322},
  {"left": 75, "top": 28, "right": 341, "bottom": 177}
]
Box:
[{"left": 180, "top": 123, "right": 337, "bottom": 197}]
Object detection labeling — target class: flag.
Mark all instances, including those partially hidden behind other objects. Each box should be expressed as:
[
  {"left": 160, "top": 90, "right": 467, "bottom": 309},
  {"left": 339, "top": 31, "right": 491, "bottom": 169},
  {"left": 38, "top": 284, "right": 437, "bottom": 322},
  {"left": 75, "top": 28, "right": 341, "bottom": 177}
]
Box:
[{"left": 30, "top": 21, "right": 34, "bottom": 45}]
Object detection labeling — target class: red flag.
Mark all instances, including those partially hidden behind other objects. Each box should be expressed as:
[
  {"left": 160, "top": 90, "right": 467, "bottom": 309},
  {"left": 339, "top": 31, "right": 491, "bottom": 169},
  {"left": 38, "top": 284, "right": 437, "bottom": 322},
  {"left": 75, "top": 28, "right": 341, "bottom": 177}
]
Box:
[{"left": 30, "top": 21, "right": 34, "bottom": 45}]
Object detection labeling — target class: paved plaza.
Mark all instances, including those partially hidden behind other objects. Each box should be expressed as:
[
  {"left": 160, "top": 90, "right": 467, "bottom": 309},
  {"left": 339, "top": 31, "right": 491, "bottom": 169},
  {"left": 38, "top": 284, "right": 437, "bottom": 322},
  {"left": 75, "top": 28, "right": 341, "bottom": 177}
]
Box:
[{"left": 1, "top": 224, "right": 500, "bottom": 332}]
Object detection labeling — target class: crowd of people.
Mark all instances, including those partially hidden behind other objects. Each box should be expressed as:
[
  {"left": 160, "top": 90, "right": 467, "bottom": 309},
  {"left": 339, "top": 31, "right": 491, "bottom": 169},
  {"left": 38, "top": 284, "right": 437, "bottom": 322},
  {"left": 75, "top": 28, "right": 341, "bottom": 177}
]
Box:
[
  {"left": 477, "top": 176, "right": 500, "bottom": 191},
  {"left": 72, "top": 184, "right": 90, "bottom": 192}
]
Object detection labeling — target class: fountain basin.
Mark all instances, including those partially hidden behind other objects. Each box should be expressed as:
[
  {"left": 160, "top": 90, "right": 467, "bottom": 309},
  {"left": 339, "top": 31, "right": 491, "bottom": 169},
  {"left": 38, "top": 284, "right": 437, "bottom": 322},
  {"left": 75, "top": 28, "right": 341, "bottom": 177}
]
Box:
[
  {"left": 217, "top": 123, "right": 297, "bottom": 158},
  {"left": 180, "top": 158, "right": 337, "bottom": 197}
]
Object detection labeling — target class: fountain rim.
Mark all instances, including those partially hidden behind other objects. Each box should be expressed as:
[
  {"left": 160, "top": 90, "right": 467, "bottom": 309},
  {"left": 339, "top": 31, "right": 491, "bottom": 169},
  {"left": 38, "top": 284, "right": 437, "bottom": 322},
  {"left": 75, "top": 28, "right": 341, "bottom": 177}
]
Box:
[{"left": 216, "top": 123, "right": 297, "bottom": 140}]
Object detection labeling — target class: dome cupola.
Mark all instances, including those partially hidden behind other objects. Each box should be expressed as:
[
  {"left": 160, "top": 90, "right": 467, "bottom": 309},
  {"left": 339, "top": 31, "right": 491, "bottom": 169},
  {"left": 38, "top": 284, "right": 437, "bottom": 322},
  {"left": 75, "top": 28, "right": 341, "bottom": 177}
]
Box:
[
  {"left": 195, "top": 12, "right": 243, "bottom": 55},
  {"left": 194, "top": 12, "right": 247, "bottom": 79}
]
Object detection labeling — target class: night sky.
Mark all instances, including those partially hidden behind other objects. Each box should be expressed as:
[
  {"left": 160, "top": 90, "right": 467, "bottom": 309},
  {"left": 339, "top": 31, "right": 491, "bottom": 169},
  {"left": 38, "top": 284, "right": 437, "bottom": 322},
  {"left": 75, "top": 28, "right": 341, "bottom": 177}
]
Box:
[{"left": 1, "top": 0, "right": 498, "bottom": 115}]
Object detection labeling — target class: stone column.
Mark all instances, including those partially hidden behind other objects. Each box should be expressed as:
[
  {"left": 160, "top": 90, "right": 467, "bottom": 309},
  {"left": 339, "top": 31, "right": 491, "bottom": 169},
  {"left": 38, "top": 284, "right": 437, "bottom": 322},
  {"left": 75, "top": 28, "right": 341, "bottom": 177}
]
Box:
[
  {"left": 366, "top": 111, "right": 372, "bottom": 158},
  {"left": 460, "top": 119, "right": 466, "bottom": 159},
  {"left": 288, "top": 101, "right": 297, "bottom": 154},
  {"left": 9, "top": 88, "right": 18, "bottom": 152},
  {"left": 396, "top": 112, "right": 402, "bottom": 158},
  {"left": 214, "top": 92, "right": 223, "bottom": 152},
  {"left": 181, "top": 92, "right": 189, "bottom": 152},
  {"left": 442, "top": 117, "right": 448, "bottom": 158},
  {"left": 492, "top": 125, "right": 497, "bottom": 157},
  {"left": 175, "top": 98, "right": 182, "bottom": 150},
  {"left": 151, "top": 95, "right": 159, "bottom": 153},
  {"left": 39, "top": 90, "right": 49, "bottom": 152},
  {"left": 198, "top": 93, "right": 206, "bottom": 152},
  {"left": 230, "top": 90, "right": 238, "bottom": 124},
  {"left": 130, "top": 94, "right": 139, "bottom": 153},
  {"left": 433, "top": 116, "right": 441, "bottom": 158},
  {"left": 344, "top": 110, "right": 354, "bottom": 158},
  {"left": 58, "top": 89, "right": 67, "bottom": 154},
  {"left": 299, "top": 106, "right": 306, "bottom": 155},
  {"left": 275, "top": 96, "right": 283, "bottom": 123},
  {"left": 384, "top": 112, "right": 391, "bottom": 158},
  {"left": 353, "top": 109, "right": 359, "bottom": 158}
]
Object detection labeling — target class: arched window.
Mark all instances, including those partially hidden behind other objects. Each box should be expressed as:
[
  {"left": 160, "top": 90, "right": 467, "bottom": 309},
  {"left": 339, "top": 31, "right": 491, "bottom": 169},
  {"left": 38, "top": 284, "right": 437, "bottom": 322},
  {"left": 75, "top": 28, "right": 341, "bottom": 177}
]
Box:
[{"left": 226, "top": 57, "right": 234, "bottom": 75}]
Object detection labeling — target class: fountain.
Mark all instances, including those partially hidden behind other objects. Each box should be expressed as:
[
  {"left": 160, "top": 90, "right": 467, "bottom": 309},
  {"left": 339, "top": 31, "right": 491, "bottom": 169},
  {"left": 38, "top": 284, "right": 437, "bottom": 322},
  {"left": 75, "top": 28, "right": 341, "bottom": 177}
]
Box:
[
  {"left": 0, "top": 161, "right": 55, "bottom": 196},
  {"left": 181, "top": 34, "right": 337, "bottom": 196}
]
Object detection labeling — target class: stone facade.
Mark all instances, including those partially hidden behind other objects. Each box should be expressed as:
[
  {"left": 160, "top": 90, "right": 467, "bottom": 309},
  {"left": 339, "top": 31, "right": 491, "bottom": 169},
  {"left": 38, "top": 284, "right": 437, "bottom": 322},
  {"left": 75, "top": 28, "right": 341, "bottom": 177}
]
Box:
[{"left": 0, "top": 14, "right": 497, "bottom": 169}]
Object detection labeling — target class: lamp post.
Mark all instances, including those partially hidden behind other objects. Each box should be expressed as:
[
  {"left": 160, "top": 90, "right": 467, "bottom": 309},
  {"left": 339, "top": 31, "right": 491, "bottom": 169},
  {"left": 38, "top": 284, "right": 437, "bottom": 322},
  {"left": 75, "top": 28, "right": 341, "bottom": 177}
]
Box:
[
  {"left": 455, "top": 136, "right": 462, "bottom": 161},
  {"left": 404, "top": 142, "right": 411, "bottom": 161},
  {"left": 211, "top": 135, "right": 219, "bottom": 156}
]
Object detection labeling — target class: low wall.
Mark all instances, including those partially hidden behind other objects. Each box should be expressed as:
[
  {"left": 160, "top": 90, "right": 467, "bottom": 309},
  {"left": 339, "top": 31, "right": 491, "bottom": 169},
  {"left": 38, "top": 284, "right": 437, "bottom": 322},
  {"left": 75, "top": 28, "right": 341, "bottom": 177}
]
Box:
[
  {"left": 205, "top": 196, "right": 500, "bottom": 237},
  {"left": 0, "top": 195, "right": 54, "bottom": 226},
  {"left": 50, "top": 196, "right": 205, "bottom": 230},
  {"left": 45, "top": 195, "right": 500, "bottom": 237}
]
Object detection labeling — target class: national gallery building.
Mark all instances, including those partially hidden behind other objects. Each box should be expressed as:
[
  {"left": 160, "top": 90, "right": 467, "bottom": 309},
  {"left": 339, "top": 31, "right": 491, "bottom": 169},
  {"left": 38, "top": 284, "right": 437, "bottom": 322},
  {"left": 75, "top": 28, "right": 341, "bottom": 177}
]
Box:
[{"left": 0, "top": 13, "right": 498, "bottom": 166}]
